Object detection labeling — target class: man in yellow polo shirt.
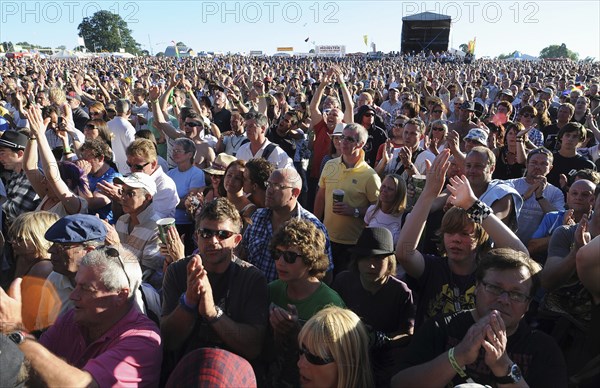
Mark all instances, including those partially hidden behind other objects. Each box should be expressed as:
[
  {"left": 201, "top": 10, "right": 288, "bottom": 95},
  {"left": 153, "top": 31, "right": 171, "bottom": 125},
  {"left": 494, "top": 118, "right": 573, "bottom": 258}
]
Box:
[{"left": 315, "top": 123, "right": 381, "bottom": 275}]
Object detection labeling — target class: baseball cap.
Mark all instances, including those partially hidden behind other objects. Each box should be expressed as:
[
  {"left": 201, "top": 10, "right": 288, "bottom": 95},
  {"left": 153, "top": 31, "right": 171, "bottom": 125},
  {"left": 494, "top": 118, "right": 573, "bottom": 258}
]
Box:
[
  {"left": 464, "top": 128, "right": 489, "bottom": 146},
  {"left": 45, "top": 214, "right": 107, "bottom": 243},
  {"left": 114, "top": 173, "right": 157, "bottom": 196},
  {"left": 331, "top": 123, "right": 345, "bottom": 137}
]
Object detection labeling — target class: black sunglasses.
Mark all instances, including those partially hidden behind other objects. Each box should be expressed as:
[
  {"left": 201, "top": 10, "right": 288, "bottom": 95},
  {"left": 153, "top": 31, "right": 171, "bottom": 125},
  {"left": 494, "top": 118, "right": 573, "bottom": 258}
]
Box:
[
  {"left": 273, "top": 249, "right": 301, "bottom": 264},
  {"left": 300, "top": 345, "right": 334, "bottom": 365},
  {"left": 197, "top": 228, "right": 236, "bottom": 240},
  {"left": 126, "top": 161, "right": 150, "bottom": 170},
  {"left": 101, "top": 246, "right": 131, "bottom": 288},
  {"left": 185, "top": 121, "right": 202, "bottom": 127}
]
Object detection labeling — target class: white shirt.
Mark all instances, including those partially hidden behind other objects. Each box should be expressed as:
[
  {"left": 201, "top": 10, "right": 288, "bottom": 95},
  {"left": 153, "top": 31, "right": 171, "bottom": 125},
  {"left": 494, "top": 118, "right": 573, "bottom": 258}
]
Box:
[
  {"left": 150, "top": 166, "right": 180, "bottom": 218},
  {"left": 108, "top": 116, "right": 136, "bottom": 174},
  {"left": 236, "top": 139, "right": 293, "bottom": 169}
]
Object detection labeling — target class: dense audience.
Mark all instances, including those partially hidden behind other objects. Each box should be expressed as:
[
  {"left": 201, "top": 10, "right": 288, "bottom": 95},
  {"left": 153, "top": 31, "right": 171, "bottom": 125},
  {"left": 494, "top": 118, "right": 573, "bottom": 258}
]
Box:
[{"left": 1, "top": 53, "right": 600, "bottom": 387}]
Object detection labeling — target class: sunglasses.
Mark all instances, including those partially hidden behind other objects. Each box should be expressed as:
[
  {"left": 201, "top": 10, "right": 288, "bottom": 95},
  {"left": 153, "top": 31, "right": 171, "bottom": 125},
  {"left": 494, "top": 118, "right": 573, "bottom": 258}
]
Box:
[
  {"left": 300, "top": 345, "right": 334, "bottom": 365},
  {"left": 363, "top": 113, "right": 375, "bottom": 117},
  {"left": 393, "top": 122, "right": 404, "bottom": 127},
  {"left": 185, "top": 121, "right": 202, "bottom": 127},
  {"left": 102, "top": 246, "right": 131, "bottom": 288},
  {"left": 432, "top": 110, "right": 443, "bottom": 114},
  {"left": 432, "top": 127, "right": 445, "bottom": 131},
  {"left": 521, "top": 113, "right": 534, "bottom": 118},
  {"left": 273, "top": 248, "right": 301, "bottom": 264},
  {"left": 340, "top": 135, "right": 357, "bottom": 143},
  {"left": 89, "top": 111, "right": 102, "bottom": 116},
  {"left": 126, "top": 161, "right": 150, "bottom": 170},
  {"left": 197, "top": 228, "right": 236, "bottom": 240}
]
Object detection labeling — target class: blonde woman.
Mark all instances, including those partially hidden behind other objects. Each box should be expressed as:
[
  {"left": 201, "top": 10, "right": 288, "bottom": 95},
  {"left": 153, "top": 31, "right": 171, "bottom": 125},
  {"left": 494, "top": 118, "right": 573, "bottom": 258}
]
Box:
[
  {"left": 297, "top": 306, "right": 374, "bottom": 388},
  {"left": 8, "top": 211, "right": 59, "bottom": 331}
]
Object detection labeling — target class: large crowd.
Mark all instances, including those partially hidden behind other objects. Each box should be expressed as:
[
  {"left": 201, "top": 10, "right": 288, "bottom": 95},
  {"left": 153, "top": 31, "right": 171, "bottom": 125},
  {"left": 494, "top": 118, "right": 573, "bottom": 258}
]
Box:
[{"left": 0, "top": 53, "right": 599, "bottom": 387}]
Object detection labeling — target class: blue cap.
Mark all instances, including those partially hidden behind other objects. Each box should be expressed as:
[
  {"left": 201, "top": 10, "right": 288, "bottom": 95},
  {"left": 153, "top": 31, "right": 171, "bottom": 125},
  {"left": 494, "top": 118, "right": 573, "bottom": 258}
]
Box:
[{"left": 44, "top": 214, "right": 107, "bottom": 243}]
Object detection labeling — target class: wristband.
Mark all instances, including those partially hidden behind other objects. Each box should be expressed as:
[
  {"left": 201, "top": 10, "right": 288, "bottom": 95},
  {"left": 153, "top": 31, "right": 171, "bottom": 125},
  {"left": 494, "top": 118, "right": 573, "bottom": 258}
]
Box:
[
  {"left": 179, "top": 293, "right": 197, "bottom": 314},
  {"left": 465, "top": 200, "right": 492, "bottom": 224},
  {"left": 535, "top": 195, "right": 544, "bottom": 201},
  {"left": 448, "top": 347, "right": 467, "bottom": 378}
]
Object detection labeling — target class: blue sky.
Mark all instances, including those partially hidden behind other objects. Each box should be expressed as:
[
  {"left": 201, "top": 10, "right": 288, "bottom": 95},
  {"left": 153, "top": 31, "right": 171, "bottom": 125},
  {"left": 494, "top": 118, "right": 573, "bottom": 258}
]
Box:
[{"left": 1, "top": 1, "right": 598, "bottom": 59}]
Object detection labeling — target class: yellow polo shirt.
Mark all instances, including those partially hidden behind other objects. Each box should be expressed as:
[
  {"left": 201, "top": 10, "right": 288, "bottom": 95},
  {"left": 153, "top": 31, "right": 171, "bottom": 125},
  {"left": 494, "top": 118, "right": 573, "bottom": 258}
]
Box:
[{"left": 319, "top": 151, "right": 381, "bottom": 244}]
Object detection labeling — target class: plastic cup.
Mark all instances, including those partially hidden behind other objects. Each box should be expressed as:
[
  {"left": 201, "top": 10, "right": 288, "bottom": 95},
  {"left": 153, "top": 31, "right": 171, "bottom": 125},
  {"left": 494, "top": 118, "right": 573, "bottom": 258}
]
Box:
[
  {"left": 156, "top": 218, "right": 176, "bottom": 244},
  {"left": 332, "top": 189, "right": 345, "bottom": 203}
]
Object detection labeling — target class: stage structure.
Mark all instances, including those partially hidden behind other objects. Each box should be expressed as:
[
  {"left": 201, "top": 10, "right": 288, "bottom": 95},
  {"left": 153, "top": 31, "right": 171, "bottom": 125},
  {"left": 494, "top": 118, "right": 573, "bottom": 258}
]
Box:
[{"left": 401, "top": 12, "right": 451, "bottom": 53}]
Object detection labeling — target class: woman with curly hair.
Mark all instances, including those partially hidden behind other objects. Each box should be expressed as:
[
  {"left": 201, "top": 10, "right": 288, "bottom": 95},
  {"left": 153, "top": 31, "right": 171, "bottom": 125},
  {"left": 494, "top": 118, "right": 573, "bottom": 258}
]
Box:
[
  {"left": 297, "top": 306, "right": 374, "bottom": 388},
  {"left": 266, "top": 218, "right": 344, "bottom": 387}
]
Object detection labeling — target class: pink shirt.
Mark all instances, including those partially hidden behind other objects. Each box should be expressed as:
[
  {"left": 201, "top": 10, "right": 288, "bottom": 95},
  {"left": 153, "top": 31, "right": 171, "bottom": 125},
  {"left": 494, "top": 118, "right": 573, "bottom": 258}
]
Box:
[{"left": 39, "top": 307, "right": 162, "bottom": 387}]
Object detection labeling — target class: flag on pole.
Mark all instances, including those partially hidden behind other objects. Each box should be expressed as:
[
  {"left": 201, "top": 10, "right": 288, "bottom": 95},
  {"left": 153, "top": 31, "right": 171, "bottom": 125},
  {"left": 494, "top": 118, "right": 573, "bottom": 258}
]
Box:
[
  {"left": 363, "top": 35, "right": 368, "bottom": 47},
  {"left": 467, "top": 37, "right": 476, "bottom": 54}
]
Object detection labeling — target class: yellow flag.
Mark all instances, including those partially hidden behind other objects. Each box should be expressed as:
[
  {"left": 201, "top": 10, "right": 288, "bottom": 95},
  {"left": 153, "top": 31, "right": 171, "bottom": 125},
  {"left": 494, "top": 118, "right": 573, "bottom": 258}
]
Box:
[{"left": 363, "top": 35, "right": 368, "bottom": 47}]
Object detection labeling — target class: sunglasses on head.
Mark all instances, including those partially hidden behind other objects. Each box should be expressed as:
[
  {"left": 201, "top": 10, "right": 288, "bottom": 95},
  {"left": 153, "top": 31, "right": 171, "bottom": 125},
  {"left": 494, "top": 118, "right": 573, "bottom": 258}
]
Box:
[
  {"left": 273, "top": 249, "right": 301, "bottom": 264},
  {"left": 101, "top": 246, "right": 131, "bottom": 287},
  {"left": 197, "top": 228, "right": 235, "bottom": 240},
  {"left": 300, "top": 345, "right": 334, "bottom": 365},
  {"left": 126, "top": 161, "right": 150, "bottom": 170}
]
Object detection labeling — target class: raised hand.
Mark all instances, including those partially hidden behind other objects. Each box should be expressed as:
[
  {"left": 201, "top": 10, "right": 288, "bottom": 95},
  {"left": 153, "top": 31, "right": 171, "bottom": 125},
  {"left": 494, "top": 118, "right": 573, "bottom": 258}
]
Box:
[
  {"left": 447, "top": 175, "right": 478, "bottom": 210},
  {"left": 422, "top": 149, "right": 451, "bottom": 197}
]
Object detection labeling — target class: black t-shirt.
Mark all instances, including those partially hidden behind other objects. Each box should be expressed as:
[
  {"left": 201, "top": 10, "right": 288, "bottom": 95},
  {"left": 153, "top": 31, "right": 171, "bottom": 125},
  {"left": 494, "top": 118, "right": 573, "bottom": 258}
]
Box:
[
  {"left": 267, "top": 129, "right": 296, "bottom": 159},
  {"left": 546, "top": 152, "right": 596, "bottom": 188},
  {"left": 212, "top": 107, "right": 232, "bottom": 133},
  {"left": 161, "top": 255, "right": 268, "bottom": 357},
  {"left": 363, "top": 124, "right": 388, "bottom": 167},
  {"left": 542, "top": 124, "right": 561, "bottom": 151},
  {"left": 410, "top": 255, "right": 477, "bottom": 328},
  {"left": 332, "top": 270, "right": 415, "bottom": 334},
  {"left": 400, "top": 310, "right": 568, "bottom": 387}
]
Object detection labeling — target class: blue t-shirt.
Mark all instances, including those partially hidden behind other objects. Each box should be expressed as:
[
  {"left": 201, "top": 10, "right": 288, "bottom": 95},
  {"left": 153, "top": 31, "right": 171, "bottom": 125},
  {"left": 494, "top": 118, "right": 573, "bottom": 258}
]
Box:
[
  {"left": 88, "top": 167, "right": 121, "bottom": 222},
  {"left": 531, "top": 210, "right": 566, "bottom": 239},
  {"left": 167, "top": 166, "right": 206, "bottom": 224}
]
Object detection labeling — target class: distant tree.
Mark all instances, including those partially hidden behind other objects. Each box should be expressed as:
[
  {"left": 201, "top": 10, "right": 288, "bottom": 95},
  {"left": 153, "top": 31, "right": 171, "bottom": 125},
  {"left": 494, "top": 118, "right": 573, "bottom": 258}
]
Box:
[
  {"left": 1, "top": 42, "right": 15, "bottom": 52},
  {"left": 459, "top": 43, "right": 468, "bottom": 53},
  {"left": 57, "top": 45, "right": 67, "bottom": 50},
  {"left": 539, "top": 43, "right": 578, "bottom": 61},
  {"left": 78, "top": 10, "right": 141, "bottom": 54},
  {"left": 176, "top": 42, "right": 186, "bottom": 47},
  {"left": 140, "top": 50, "right": 150, "bottom": 56},
  {"left": 498, "top": 51, "right": 519, "bottom": 60},
  {"left": 156, "top": 52, "right": 165, "bottom": 57}
]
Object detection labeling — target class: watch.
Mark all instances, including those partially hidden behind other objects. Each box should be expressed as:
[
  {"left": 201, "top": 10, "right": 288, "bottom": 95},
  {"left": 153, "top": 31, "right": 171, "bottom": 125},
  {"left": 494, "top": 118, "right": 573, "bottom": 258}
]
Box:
[
  {"left": 205, "top": 306, "right": 224, "bottom": 324},
  {"left": 495, "top": 363, "right": 523, "bottom": 384},
  {"left": 7, "top": 331, "right": 27, "bottom": 345},
  {"left": 353, "top": 208, "right": 360, "bottom": 218}
]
